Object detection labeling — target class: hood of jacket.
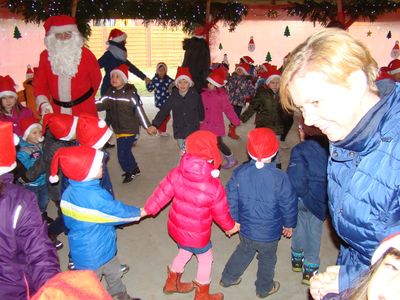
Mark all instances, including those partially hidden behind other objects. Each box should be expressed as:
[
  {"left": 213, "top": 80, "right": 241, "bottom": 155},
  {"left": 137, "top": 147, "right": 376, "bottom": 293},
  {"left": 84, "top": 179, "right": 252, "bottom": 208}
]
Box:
[{"left": 179, "top": 153, "right": 214, "bottom": 182}]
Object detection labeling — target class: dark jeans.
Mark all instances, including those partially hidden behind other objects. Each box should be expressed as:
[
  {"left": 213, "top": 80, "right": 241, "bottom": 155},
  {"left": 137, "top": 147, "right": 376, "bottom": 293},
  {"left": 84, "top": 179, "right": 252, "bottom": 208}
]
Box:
[
  {"left": 221, "top": 234, "right": 279, "bottom": 295},
  {"left": 117, "top": 135, "right": 138, "bottom": 173},
  {"left": 233, "top": 105, "right": 243, "bottom": 119},
  {"left": 217, "top": 136, "right": 232, "bottom": 156},
  {"left": 26, "top": 184, "right": 49, "bottom": 213}
]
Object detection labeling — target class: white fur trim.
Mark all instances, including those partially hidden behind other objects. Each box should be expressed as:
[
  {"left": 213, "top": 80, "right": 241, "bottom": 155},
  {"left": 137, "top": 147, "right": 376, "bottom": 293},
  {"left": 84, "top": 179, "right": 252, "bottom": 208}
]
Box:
[
  {"left": 13, "top": 134, "right": 20, "bottom": 146},
  {"left": 236, "top": 66, "right": 249, "bottom": 75},
  {"left": 207, "top": 76, "right": 225, "bottom": 88},
  {"left": 175, "top": 75, "right": 194, "bottom": 87},
  {"left": 211, "top": 169, "right": 220, "bottom": 178},
  {"left": 0, "top": 162, "right": 17, "bottom": 176},
  {"left": 193, "top": 34, "right": 206, "bottom": 39},
  {"left": 0, "top": 91, "right": 17, "bottom": 98},
  {"left": 110, "top": 33, "right": 127, "bottom": 43},
  {"left": 111, "top": 69, "right": 128, "bottom": 83},
  {"left": 36, "top": 95, "right": 51, "bottom": 113},
  {"left": 47, "top": 24, "right": 79, "bottom": 36},
  {"left": 265, "top": 75, "right": 281, "bottom": 85},
  {"left": 22, "top": 124, "right": 42, "bottom": 141},
  {"left": 248, "top": 152, "right": 277, "bottom": 167},
  {"left": 389, "top": 68, "right": 400, "bottom": 75},
  {"left": 84, "top": 151, "right": 104, "bottom": 181},
  {"left": 371, "top": 234, "right": 400, "bottom": 265},
  {"left": 93, "top": 127, "right": 113, "bottom": 150},
  {"left": 49, "top": 174, "right": 59, "bottom": 184},
  {"left": 60, "top": 116, "right": 78, "bottom": 141}
]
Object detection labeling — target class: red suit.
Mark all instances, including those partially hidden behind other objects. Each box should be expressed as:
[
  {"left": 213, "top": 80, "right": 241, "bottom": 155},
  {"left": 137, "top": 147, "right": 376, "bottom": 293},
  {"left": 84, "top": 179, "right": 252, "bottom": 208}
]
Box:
[{"left": 34, "top": 47, "right": 101, "bottom": 117}]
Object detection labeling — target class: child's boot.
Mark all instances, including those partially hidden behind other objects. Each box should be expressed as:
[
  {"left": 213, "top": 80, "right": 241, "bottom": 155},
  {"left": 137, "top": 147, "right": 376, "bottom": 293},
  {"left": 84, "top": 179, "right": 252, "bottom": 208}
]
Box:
[
  {"left": 193, "top": 281, "right": 224, "bottom": 300},
  {"left": 228, "top": 125, "right": 239, "bottom": 140},
  {"left": 302, "top": 261, "right": 319, "bottom": 286},
  {"left": 163, "top": 266, "right": 194, "bottom": 294},
  {"left": 222, "top": 154, "right": 238, "bottom": 169},
  {"left": 291, "top": 250, "right": 304, "bottom": 272}
]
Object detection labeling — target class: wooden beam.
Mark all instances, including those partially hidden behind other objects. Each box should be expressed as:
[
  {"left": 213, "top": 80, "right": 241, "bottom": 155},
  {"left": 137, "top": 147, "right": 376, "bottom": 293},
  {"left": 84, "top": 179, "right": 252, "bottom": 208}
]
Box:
[
  {"left": 336, "top": 0, "right": 345, "bottom": 24},
  {"left": 71, "top": 0, "right": 78, "bottom": 17}
]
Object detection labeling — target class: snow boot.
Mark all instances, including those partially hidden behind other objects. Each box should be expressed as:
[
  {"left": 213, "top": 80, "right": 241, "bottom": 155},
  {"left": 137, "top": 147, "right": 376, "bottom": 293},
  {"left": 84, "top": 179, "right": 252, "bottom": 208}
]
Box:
[
  {"left": 222, "top": 154, "right": 238, "bottom": 169},
  {"left": 163, "top": 266, "right": 194, "bottom": 294},
  {"left": 302, "top": 261, "right": 319, "bottom": 286},
  {"left": 193, "top": 281, "right": 224, "bottom": 300},
  {"left": 228, "top": 125, "right": 239, "bottom": 140},
  {"left": 291, "top": 250, "right": 304, "bottom": 272}
]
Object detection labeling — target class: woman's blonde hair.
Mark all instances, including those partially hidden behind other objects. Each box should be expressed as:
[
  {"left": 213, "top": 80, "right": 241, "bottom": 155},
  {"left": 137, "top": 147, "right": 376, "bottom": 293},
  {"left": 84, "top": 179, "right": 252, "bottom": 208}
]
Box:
[{"left": 280, "top": 28, "right": 379, "bottom": 111}]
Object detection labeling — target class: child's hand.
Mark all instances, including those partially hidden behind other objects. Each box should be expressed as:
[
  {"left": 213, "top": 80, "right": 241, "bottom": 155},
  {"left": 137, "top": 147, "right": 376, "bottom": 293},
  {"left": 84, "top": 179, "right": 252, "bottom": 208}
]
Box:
[
  {"left": 140, "top": 208, "right": 147, "bottom": 218},
  {"left": 282, "top": 227, "right": 293, "bottom": 238},
  {"left": 310, "top": 266, "right": 340, "bottom": 300},
  {"left": 226, "top": 222, "right": 240, "bottom": 237},
  {"left": 147, "top": 126, "right": 158, "bottom": 136},
  {"left": 144, "top": 77, "right": 151, "bottom": 85}
]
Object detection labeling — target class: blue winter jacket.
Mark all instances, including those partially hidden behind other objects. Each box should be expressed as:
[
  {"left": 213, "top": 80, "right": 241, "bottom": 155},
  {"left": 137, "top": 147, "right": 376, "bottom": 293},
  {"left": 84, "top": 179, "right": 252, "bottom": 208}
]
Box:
[
  {"left": 328, "top": 82, "right": 400, "bottom": 292},
  {"left": 17, "top": 139, "right": 46, "bottom": 187},
  {"left": 287, "top": 139, "right": 329, "bottom": 221},
  {"left": 61, "top": 179, "right": 141, "bottom": 270},
  {"left": 226, "top": 160, "right": 297, "bottom": 242}
]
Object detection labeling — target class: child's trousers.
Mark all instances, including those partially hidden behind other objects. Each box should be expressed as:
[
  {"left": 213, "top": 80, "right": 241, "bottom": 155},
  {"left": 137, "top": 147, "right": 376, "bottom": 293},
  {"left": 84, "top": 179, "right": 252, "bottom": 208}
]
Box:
[
  {"left": 94, "top": 256, "right": 126, "bottom": 296},
  {"left": 117, "top": 135, "right": 138, "bottom": 173}
]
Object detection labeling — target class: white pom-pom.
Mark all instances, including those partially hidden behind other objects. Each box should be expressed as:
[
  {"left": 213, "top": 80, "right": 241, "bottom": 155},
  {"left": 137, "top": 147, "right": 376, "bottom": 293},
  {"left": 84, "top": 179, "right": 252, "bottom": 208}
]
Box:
[
  {"left": 49, "top": 175, "right": 59, "bottom": 184},
  {"left": 255, "top": 161, "right": 264, "bottom": 169},
  {"left": 38, "top": 136, "right": 45, "bottom": 143},
  {"left": 211, "top": 169, "right": 220, "bottom": 178},
  {"left": 98, "top": 120, "right": 106, "bottom": 128},
  {"left": 13, "top": 134, "right": 20, "bottom": 146}
]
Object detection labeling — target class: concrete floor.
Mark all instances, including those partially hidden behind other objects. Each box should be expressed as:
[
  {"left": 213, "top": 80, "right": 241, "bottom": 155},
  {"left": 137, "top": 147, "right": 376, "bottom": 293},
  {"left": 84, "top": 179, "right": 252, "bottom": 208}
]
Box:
[{"left": 52, "top": 97, "right": 340, "bottom": 300}]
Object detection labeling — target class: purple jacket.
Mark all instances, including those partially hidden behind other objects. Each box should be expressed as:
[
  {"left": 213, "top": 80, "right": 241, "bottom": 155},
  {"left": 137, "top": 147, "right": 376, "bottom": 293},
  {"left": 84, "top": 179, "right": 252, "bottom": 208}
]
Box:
[
  {"left": 0, "top": 173, "right": 60, "bottom": 299},
  {"left": 200, "top": 88, "right": 240, "bottom": 136},
  {"left": 0, "top": 105, "right": 35, "bottom": 136}
]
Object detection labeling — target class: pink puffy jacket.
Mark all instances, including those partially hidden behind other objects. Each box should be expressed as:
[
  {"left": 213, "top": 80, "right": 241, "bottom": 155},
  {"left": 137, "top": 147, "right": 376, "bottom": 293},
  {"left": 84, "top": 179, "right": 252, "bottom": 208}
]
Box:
[{"left": 144, "top": 153, "right": 235, "bottom": 248}]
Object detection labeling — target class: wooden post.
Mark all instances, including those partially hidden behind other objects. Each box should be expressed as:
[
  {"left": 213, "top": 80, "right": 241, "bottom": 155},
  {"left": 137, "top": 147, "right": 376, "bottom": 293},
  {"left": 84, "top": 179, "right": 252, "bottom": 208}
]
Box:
[
  {"left": 205, "top": 0, "right": 211, "bottom": 43},
  {"left": 336, "top": 0, "right": 345, "bottom": 25},
  {"left": 71, "top": 0, "right": 78, "bottom": 17}
]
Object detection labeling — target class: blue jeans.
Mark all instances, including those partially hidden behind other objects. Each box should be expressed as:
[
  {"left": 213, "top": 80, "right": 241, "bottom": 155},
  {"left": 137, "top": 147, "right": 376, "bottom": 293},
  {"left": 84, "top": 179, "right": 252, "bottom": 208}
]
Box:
[
  {"left": 221, "top": 234, "right": 279, "bottom": 295},
  {"left": 117, "top": 135, "right": 138, "bottom": 173},
  {"left": 26, "top": 184, "right": 49, "bottom": 213},
  {"left": 291, "top": 198, "right": 323, "bottom": 265}
]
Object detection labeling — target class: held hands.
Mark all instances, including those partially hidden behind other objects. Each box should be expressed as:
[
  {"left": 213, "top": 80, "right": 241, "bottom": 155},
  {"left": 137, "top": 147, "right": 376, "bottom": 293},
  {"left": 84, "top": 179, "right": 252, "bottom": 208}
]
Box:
[
  {"left": 147, "top": 126, "right": 158, "bottom": 136},
  {"left": 310, "top": 266, "right": 340, "bottom": 300},
  {"left": 140, "top": 208, "right": 147, "bottom": 218},
  {"left": 282, "top": 227, "right": 293, "bottom": 238},
  {"left": 225, "top": 222, "right": 240, "bottom": 237},
  {"left": 144, "top": 77, "right": 151, "bottom": 85}
]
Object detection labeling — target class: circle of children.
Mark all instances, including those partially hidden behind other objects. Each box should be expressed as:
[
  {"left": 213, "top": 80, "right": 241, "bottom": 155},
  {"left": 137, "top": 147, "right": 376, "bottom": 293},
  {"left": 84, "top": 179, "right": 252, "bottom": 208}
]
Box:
[{"left": 1, "top": 15, "right": 400, "bottom": 300}]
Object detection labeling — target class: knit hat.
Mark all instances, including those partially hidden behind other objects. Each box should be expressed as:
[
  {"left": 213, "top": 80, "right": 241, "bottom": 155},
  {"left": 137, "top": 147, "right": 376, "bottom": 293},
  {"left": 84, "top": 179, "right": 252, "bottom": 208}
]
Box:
[
  {"left": 175, "top": 67, "right": 194, "bottom": 87},
  {"left": 207, "top": 66, "right": 227, "bottom": 88},
  {"left": 371, "top": 233, "right": 400, "bottom": 265},
  {"left": 20, "top": 116, "right": 43, "bottom": 142},
  {"left": 110, "top": 64, "right": 129, "bottom": 83},
  {"left": 49, "top": 146, "right": 104, "bottom": 183},
  {"left": 186, "top": 130, "right": 222, "bottom": 178},
  {"left": 240, "top": 56, "right": 255, "bottom": 64},
  {"left": 42, "top": 113, "right": 78, "bottom": 141},
  {"left": 76, "top": 113, "right": 113, "bottom": 149},
  {"left": 26, "top": 65, "right": 34, "bottom": 79},
  {"left": 263, "top": 65, "right": 281, "bottom": 84},
  {"left": 43, "top": 15, "right": 79, "bottom": 36},
  {"left": 391, "top": 40, "right": 400, "bottom": 59},
  {"left": 388, "top": 59, "right": 400, "bottom": 75},
  {"left": 0, "top": 75, "right": 17, "bottom": 98},
  {"left": 156, "top": 62, "right": 168, "bottom": 74},
  {"left": 247, "top": 128, "right": 279, "bottom": 169},
  {"left": 235, "top": 63, "right": 251, "bottom": 76},
  {"left": 107, "top": 28, "right": 127, "bottom": 43},
  {"left": 31, "top": 270, "right": 113, "bottom": 300},
  {"left": 0, "top": 121, "right": 20, "bottom": 176}
]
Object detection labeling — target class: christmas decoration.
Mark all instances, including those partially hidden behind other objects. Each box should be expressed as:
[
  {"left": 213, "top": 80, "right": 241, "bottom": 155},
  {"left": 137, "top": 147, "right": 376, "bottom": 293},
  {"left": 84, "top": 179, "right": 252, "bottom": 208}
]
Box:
[
  {"left": 266, "top": 9, "right": 279, "bottom": 19},
  {"left": 367, "top": 30, "right": 372, "bottom": 37},
  {"left": 13, "top": 26, "right": 22, "bottom": 39},
  {"left": 265, "top": 52, "right": 272, "bottom": 62},
  {"left": 391, "top": 41, "right": 400, "bottom": 59},
  {"left": 219, "top": 42, "right": 223, "bottom": 50},
  {"left": 387, "top": 31, "right": 392, "bottom": 39},
  {"left": 223, "top": 54, "right": 229, "bottom": 66},
  {"left": 248, "top": 36, "right": 255, "bottom": 52},
  {"left": 284, "top": 26, "right": 291, "bottom": 37}
]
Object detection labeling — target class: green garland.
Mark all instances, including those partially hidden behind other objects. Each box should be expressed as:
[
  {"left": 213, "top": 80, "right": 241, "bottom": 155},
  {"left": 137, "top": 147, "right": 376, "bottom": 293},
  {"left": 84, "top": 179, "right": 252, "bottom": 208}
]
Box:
[{"left": 4, "top": 0, "right": 248, "bottom": 38}]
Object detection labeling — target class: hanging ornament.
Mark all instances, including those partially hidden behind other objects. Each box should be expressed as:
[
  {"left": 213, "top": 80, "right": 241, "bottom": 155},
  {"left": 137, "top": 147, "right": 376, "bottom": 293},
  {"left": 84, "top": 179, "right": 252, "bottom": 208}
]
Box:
[
  {"left": 223, "top": 53, "right": 229, "bottom": 66},
  {"left": 387, "top": 31, "right": 392, "bottom": 39},
  {"left": 284, "top": 26, "right": 291, "bottom": 37},
  {"left": 391, "top": 40, "right": 400, "bottom": 59},
  {"left": 265, "top": 52, "right": 272, "bottom": 62},
  {"left": 219, "top": 42, "right": 223, "bottom": 50},
  {"left": 13, "top": 26, "right": 22, "bottom": 39},
  {"left": 366, "top": 30, "right": 372, "bottom": 37},
  {"left": 248, "top": 36, "right": 255, "bottom": 52},
  {"left": 267, "top": 9, "right": 279, "bottom": 19}
]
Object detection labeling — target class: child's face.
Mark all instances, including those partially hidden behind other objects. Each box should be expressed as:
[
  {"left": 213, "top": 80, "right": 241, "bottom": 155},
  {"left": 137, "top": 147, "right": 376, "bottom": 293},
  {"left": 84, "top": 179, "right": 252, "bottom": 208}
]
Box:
[
  {"left": 110, "top": 72, "right": 126, "bottom": 90},
  {"left": 157, "top": 66, "right": 166, "bottom": 78},
  {"left": 1, "top": 95, "right": 17, "bottom": 113},
  {"left": 26, "top": 126, "right": 43, "bottom": 144},
  {"left": 267, "top": 77, "right": 280, "bottom": 93},
  {"left": 368, "top": 253, "right": 400, "bottom": 300},
  {"left": 236, "top": 68, "right": 244, "bottom": 76},
  {"left": 207, "top": 82, "right": 216, "bottom": 90},
  {"left": 177, "top": 79, "right": 190, "bottom": 93}
]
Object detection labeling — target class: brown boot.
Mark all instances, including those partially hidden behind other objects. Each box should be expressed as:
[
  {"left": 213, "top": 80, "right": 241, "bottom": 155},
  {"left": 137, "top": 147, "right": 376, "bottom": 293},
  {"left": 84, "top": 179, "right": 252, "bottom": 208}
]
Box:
[
  {"left": 228, "top": 124, "right": 239, "bottom": 140},
  {"left": 163, "top": 266, "right": 194, "bottom": 294},
  {"left": 193, "top": 281, "right": 224, "bottom": 300}
]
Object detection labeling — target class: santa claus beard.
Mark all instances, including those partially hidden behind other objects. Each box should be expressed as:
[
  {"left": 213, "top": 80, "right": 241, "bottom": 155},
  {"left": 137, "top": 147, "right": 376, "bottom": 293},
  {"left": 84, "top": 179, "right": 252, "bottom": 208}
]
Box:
[{"left": 45, "top": 32, "right": 84, "bottom": 77}]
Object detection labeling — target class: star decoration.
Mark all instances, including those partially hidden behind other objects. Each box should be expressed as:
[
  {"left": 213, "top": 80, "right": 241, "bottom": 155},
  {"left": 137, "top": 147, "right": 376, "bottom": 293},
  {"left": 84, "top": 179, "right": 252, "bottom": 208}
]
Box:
[{"left": 367, "top": 30, "right": 372, "bottom": 37}]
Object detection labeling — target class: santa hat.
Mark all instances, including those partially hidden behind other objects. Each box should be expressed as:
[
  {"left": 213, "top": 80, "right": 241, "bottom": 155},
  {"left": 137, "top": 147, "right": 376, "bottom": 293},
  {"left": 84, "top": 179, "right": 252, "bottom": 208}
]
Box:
[
  {"left": 42, "top": 113, "right": 78, "bottom": 141},
  {"left": 263, "top": 65, "right": 281, "bottom": 84},
  {"left": 156, "top": 62, "right": 168, "bottom": 74},
  {"left": 26, "top": 65, "right": 34, "bottom": 79},
  {"left": 247, "top": 128, "right": 279, "bottom": 169},
  {"left": 76, "top": 113, "right": 113, "bottom": 149},
  {"left": 186, "top": 130, "right": 222, "bottom": 178},
  {"left": 0, "top": 75, "right": 17, "bottom": 98},
  {"left": 43, "top": 15, "right": 79, "bottom": 36},
  {"left": 107, "top": 28, "right": 127, "bottom": 44},
  {"left": 20, "top": 117, "right": 43, "bottom": 142},
  {"left": 388, "top": 59, "right": 400, "bottom": 75},
  {"left": 111, "top": 64, "right": 129, "bottom": 83},
  {"left": 376, "top": 66, "right": 393, "bottom": 81},
  {"left": 259, "top": 62, "right": 272, "bottom": 73},
  {"left": 235, "top": 63, "right": 251, "bottom": 76},
  {"left": 175, "top": 67, "right": 194, "bottom": 87},
  {"left": 0, "top": 121, "right": 20, "bottom": 176},
  {"left": 207, "top": 66, "right": 228, "bottom": 88},
  {"left": 241, "top": 56, "right": 254, "bottom": 65},
  {"left": 49, "top": 146, "right": 104, "bottom": 183},
  {"left": 371, "top": 233, "right": 400, "bottom": 265},
  {"left": 193, "top": 26, "right": 207, "bottom": 39},
  {"left": 391, "top": 40, "right": 400, "bottom": 59}
]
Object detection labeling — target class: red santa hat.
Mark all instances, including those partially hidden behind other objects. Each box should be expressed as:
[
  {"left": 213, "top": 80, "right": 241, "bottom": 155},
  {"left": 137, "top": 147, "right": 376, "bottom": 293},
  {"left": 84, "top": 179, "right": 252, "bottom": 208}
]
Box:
[
  {"left": 193, "top": 26, "right": 207, "bottom": 39},
  {"left": 20, "top": 116, "right": 43, "bottom": 142},
  {"left": 259, "top": 62, "right": 272, "bottom": 73},
  {"left": 186, "top": 130, "right": 222, "bottom": 178},
  {"left": 42, "top": 113, "right": 78, "bottom": 141},
  {"left": 107, "top": 28, "right": 127, "bottom": 44},
  {"left": 26, "top": 65, "right": 34, "bottom": 79},
  {"left": 49, "top": 146, "right": 104, "bottom": 183},
  {"left": 388, "top": 59, "right": 400, "bottom": 75},
  {"left": 371, "top": 233, "right": 400, "bottom": 265},
  {"left": 240, "top": 56, "right": 254, "bottom": 64},
  {"left": 235, "top": 63, "right": 251, "bottom": 76},
  {"left": 43, "top": 15, "right": 79, "bottom": 36},
  {"left": 0, "top": 75, "right": 17, "bottom": 98},
  {"left": 156, "top": 62, "right": 168, "bottom": 74},
  {"left": 175, "top": 67, "right": 194, "bottom": 87},
  {"left": 247, "top": 128, "right": 279, "bottom": 169},
  {"left": 0, "top": 121, "right": 20, "bottom": 176},
  {"left": 391, "top": 40, "right": 400, "bottom": 59},
  {"left": 207, "top": 66, "right": 227, "bottom": 88},
  {"left": 263, "top": 65, "right": 281, "bottom": 84},
  {"left": 376, "top": 66, "right": 393, "bottom": 81},
  {"left": 76, "top": 114, "right": 113, "bottom": 149},
  {"left": 111, "top": 64, "right": 129, "bottom": 83}
]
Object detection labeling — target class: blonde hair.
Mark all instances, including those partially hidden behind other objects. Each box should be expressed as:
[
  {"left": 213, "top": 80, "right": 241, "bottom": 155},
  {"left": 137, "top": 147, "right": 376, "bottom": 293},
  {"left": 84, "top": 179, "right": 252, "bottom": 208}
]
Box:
[{"left": 280, "top": 28, "right": 379, "bottom": 111}]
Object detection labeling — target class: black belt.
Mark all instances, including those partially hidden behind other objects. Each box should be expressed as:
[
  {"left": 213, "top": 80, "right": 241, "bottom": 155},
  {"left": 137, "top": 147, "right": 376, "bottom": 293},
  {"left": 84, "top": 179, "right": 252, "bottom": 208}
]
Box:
[{"left": 53, "top": 87, "right": 94, "bottom": 108}]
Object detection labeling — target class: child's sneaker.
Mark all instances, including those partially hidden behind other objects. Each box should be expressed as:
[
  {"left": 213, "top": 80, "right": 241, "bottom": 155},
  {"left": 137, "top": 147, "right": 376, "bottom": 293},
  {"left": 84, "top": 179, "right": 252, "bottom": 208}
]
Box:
[
  {"left": 219, "top": 277, "right": 242, "bottom": 288},
  {"left": 159, "top": 132, "right": 169, "bottom": 137},
  {"left": 302, "top": 262, "right": 319, "bottom": 286},
  {"left": 122, "top": 167, "right": 140, "bottom": 184},
  {"left": 291, "top": 250, "right": 304, "bottom": 272},
  {"left": 256, "top": 281, "right": 280, "bottom": 298}
]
